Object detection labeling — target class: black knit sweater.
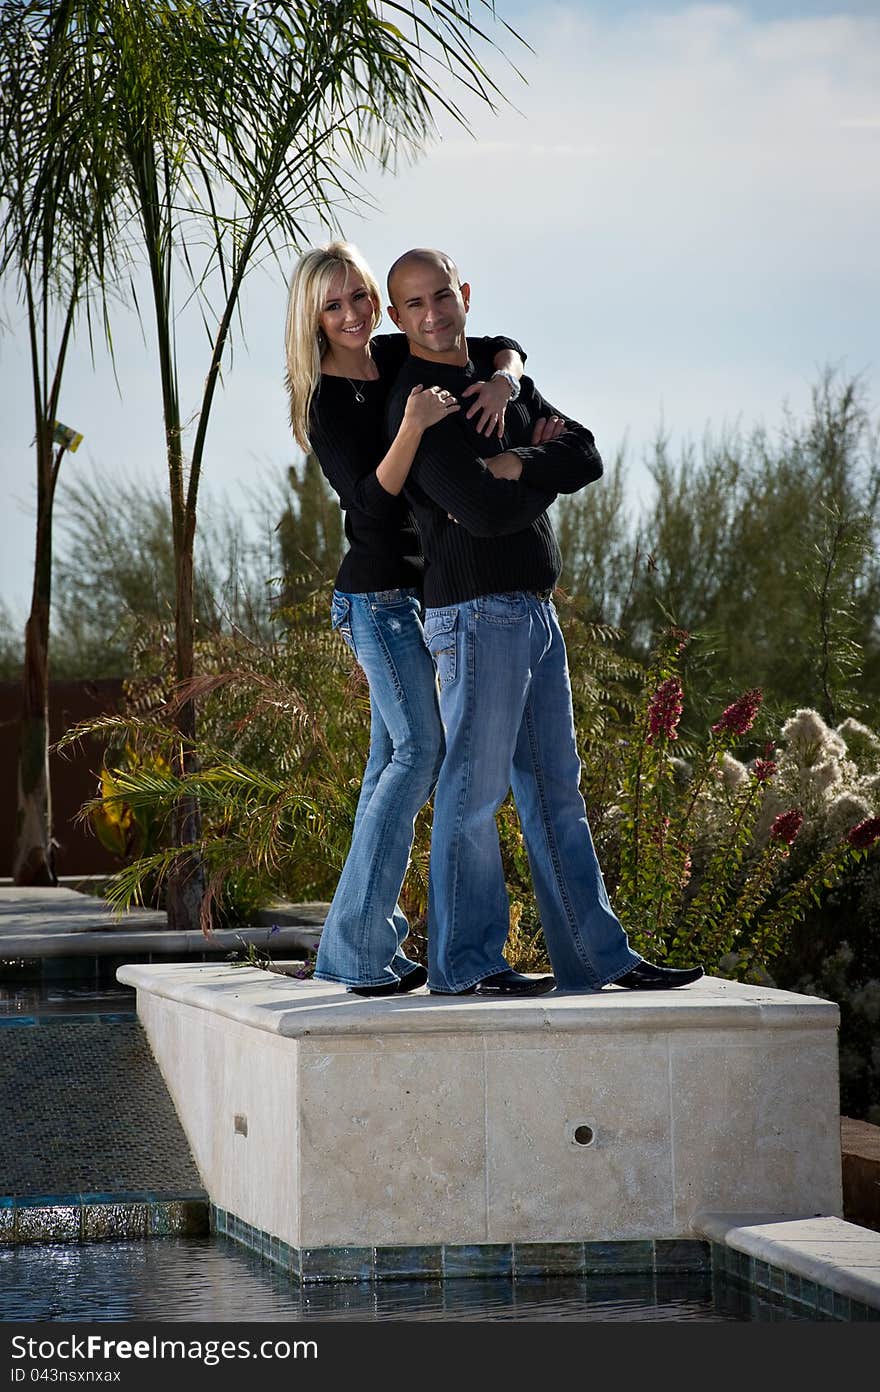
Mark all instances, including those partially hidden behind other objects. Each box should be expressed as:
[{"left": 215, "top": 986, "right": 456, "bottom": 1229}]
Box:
[
  {"left": 308, "top": 332, "right": 525, "bottom": 594},
  {"left": 385, "top": 343, "right": 603, "bottom": 608}
]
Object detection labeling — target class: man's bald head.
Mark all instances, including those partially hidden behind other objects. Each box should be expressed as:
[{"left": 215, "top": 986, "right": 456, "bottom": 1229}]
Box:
[{"left": 387, "top": 248, "right": 462, "bottom": 307}]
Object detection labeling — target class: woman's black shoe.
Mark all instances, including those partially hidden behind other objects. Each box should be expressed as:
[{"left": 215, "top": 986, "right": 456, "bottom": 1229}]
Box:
[
  {"left": 349, "top": 965, "right": 428, "bottom": 997},
  {"left": 612, "top": 961, "right": 703, "bottom": 990},
  {"left": 431, "top": 969, "right": 556, "bottom": 997}
]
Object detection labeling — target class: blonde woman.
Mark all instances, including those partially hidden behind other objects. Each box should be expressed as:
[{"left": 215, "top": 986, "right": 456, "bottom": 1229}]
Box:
[{"left": 285, "top": 241, "right": 526, "bottom": 995}]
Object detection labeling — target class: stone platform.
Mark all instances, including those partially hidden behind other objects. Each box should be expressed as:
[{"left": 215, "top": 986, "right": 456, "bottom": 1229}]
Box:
[{"left": 117, "top": 963, "right": 843, "bottom": 1256}]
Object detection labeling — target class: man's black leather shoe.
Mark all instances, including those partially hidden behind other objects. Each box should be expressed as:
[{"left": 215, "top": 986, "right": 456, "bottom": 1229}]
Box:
[
  {"left": 612, "top": 961, "right": 703, "bottom": 990},
  {"left": 349, "top": 965, "right": 428, "bottom": 997},
  {"left": 432, "top": 969, "right": 556, "bottom": 997}
]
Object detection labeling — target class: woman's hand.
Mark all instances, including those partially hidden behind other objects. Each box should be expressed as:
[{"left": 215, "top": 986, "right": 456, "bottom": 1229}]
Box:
[
  {"left": 530, "top": 415, "right": 566, "bottom": 445},
  {"left": 461, "top": 375, "right": 515, "bottom": 439},
  {"left": 402, "top": 384, "right": 460, "bottom": 433}
]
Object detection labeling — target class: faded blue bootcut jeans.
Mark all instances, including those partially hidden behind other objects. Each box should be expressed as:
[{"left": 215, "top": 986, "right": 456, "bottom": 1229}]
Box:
[
  {"left": 422, "top": 591, "right": 643, "bottom": 994},
  {"left": 314, "top": 588, "right": 444, "bottom": 988}
]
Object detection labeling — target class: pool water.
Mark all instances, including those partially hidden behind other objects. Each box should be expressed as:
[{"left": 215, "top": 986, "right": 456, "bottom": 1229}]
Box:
[{"left": 0, "top": 1238, "right": 818, "bottom": 1323}]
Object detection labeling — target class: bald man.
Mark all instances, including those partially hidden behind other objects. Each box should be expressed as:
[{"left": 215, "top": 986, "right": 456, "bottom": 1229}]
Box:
[{"left": 384, "top": 247, "right": 704, "bottom": 997}]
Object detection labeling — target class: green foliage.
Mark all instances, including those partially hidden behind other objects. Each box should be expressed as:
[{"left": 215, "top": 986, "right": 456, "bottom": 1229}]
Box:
[
  {"left": 600, "top": 632, "right": 880, "bottom": 977},
  {"left": 276, "top": 455, "right": 345, "bottom": 608},
  {"left": 47, "top": 469, "right": 287, "bottom": 677},
  {"left": 556, "top": 372, "right": 880, "bottom": 730},
  {"left": 57, "top": 582, "right": 372, "bottom": 927}
]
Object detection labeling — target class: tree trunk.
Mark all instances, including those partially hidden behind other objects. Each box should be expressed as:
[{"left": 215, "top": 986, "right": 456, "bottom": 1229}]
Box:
[
  {"left": 164, "top": 507, "right": 206, "bottom": 930},
  {"left": 12, "top": 435, "right": 57, "bottom": 887}
]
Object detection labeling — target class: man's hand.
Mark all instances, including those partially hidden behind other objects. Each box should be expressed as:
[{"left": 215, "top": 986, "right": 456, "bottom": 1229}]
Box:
[
  {"left": 484, "top": 451, "right": 523, "bottom": 481},
  {"left": 461, "top": 375, "right": 514, "bottom": 439}
]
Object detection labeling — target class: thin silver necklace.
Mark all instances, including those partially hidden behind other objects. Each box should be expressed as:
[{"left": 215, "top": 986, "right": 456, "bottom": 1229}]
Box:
[{"left": 348, "top": 379, "right": 366, "bottom": 404}]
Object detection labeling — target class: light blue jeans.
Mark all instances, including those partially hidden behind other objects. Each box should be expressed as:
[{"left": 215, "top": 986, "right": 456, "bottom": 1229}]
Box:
[
  {"left": 422, "top": 591, "right": 642, "bottom": 993},
  {"left": 314, "top": 588, "right": 444, "bottom": 988}
]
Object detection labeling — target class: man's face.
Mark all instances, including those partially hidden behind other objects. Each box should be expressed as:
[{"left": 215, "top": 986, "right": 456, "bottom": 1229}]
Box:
[{"left": 388, "top": 260, "right": 471, "bottom": 362}]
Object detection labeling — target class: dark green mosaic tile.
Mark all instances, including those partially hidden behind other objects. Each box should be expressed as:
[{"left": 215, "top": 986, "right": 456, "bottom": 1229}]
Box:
[
  {"left": 653, "top": 1240, "right": 710, "bottom": 1272},
  {"left": 15, "top": 1206, "right": 80, "bottom": 1243},
  {"left": 583, "top": 1241, "right": 654, "bottom": 1274},
  {"left": 816, "top": 1282, "right": 835, "bottom": 1316},
  {"left": 15, "top": 1194, "right": 76, "bottom": 1208},
  {"left": 82, "top": 1203, "right": 147, "bottom": 1241},
  {"left": 770, "top": 1264, "right": 786, "bottom": 1295},
  {"left": 242, "top": 1224, "right": 261, "bottom": 1252},
  {"left": 210, "top": 1205, "right": 227, "bottom": 1235},
  {"left": 442, "top": 1244, "right": 513, "bottom": 1279},
  {"left": 264, "top": 1233, "right": 302, "bottom": 1275},
  {"left": 147, "top": 1200, "right": 208, "bottom": 1237},
  {"left": 784, "top": 1270, "right": 801, "bottom": 1302},
  {"left": 865, "top": 1302, "right": 880, "bottom": 1321},
  {"left": 833, "top": 1290, "right": 851, "bottom": 1321},
  {"left": 850, "top": 1300, "right": 872, "bottom": 1322},
  {"left": 300, "top": 1246, "right": 374, "bottom": 1283},
  {"left": 374, "top": 1245, "right": 443, "bottom": 1280},
  {"left": 798, "top": 1278, "right": 818, "bottom": 1311},
  {"left": 753, "top": 1259, "right": 770, "bottom": 1290},
  {"left": 512, "top": 1243, "right": 586, "bottom": 1277},
  {"left": 0, "top": 1209, "right": 14, "bottom": 1243}
]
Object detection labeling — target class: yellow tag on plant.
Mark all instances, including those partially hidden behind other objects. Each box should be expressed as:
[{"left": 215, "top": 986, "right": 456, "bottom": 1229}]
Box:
[{"left": 52, "top": 420, "right": 83, "bottom": 452}]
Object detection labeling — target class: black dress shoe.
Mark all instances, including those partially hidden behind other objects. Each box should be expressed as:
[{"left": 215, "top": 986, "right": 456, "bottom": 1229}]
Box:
[
  {"left": 612, "top": 961, "right": 704, "bottom": 990},
  {"left": 431, "top": 968, "right": 556, "bottom": 997},
  {"left": 349, "top": 965, "right": 428, "bottom": 997}
]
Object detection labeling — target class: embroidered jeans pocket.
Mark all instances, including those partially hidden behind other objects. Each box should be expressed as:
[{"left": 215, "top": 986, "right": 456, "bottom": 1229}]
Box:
[
  {"left": 330, "top": 592, "right": 355, "bottom": 655},
  {"left": 423, "top": 610, "right": 458, "bottom": 691}
]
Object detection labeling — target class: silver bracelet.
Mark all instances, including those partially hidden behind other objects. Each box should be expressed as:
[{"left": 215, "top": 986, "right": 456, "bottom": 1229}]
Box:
[{"left": 491, "top": 369, "right": 520, "bottom": 402}]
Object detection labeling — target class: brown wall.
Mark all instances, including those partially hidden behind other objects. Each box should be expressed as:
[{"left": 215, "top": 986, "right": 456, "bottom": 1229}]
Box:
[{"left": 0, "top": 678, "right": 125, "bottom": 877}]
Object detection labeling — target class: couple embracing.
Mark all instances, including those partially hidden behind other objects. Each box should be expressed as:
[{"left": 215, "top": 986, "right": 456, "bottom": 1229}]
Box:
[{"left": 284, "top": 243, "right": 702, "bottom": 999}]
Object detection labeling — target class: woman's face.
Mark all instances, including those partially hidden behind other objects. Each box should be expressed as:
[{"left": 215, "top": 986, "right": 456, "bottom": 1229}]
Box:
[{"left": 318, "top": 268, "right": 377, "bottom": 355}]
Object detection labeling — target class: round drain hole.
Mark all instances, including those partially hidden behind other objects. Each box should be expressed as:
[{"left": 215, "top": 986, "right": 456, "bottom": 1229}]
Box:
[{"left": 573, "top": 1124, "right": 594, "bottom": 1146}]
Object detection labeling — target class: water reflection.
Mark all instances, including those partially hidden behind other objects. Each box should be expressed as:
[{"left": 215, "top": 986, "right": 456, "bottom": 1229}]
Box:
[{"left": 0, "top": 1238, "right": 802, "bottom": 1323}]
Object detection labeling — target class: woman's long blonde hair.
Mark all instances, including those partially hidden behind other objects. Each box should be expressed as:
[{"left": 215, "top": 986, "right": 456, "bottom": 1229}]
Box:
[{"left": 284, "top": 241, "right": 382, "bottom": 453}]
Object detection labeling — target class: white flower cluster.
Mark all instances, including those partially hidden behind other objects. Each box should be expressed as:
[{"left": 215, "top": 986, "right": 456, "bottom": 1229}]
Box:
[{"left": 753, "top": 709, "right": 879, "bottom": 848}]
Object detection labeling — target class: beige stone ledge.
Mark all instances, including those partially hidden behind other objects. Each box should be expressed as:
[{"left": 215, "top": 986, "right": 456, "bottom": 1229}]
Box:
[
  {"left": 116, "top": 962, "right": 840, "bottom": 1038},
  {"left": 694, "top": 1211, "right": 880, "bottom": 1308}
]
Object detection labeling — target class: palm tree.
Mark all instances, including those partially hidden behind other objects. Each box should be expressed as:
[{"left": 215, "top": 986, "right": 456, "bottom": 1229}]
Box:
[
  {"left": 13, "top": 0, "right": 524, "bottom": 924},
  {"left": 0, "top": 1, "right": 125, "bottom": 884}
]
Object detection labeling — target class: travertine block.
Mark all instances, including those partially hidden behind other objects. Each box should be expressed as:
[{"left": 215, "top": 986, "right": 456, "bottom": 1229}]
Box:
[{"left": 118, "top": 965, "right": 843, "bottom": 1249}]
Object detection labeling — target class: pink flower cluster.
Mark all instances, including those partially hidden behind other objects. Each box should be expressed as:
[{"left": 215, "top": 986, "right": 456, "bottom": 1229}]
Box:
[
  {"left": 847, "top": 817, "right": 880, "bottom": 851},
  {"left": 646, "top": 676, "right": 684, "bottom": 744},
  {"left": 770, "top": 809, "right": 804, "bottom": 845},
  {"left": 752, "top": 758, "right": 778, "bottom": 783},
  {"left": 712, "top": 687, "right": 763, "bottom": 737}
]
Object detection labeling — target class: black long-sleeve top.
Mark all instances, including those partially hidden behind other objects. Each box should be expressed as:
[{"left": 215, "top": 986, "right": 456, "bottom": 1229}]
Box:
[
  {"left": 385, "top": 342, "right": 603, "bottom": 607},
  {"left": 308, "top": 332, "right": 525, "bottom": 594}
]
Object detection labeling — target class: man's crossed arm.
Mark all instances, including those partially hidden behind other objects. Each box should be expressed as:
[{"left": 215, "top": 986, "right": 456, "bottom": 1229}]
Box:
[{"left": 387, "top": 373, "right": 603, "bottom": 539}]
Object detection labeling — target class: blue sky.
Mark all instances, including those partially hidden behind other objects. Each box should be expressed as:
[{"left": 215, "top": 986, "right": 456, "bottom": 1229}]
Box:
[{"left": 1, "top": 1, "right": 878, "bottom": 626}]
